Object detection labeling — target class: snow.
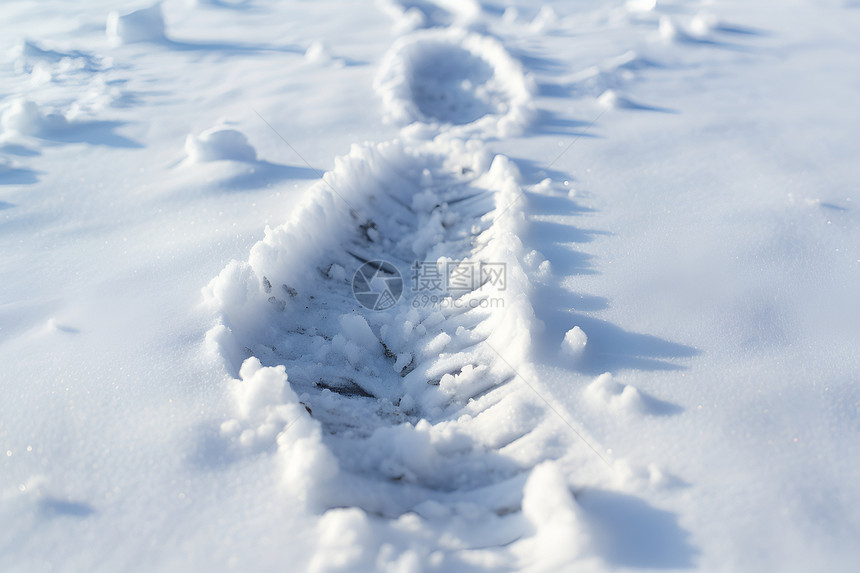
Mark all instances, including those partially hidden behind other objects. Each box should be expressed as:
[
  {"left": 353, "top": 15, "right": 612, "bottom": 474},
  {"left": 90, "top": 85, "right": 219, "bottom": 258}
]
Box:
[
  {"left": 585, "top": 373, "right": 648, "bottom": 417},
  {"left": 184, "top": 125, "right": 257, "bottom": 163},
  {"left": 518, "top": 462, "right": 591, "bottom": 570},
  {"left": 1, "top": 99, "right": 71, "bottom": 136},
  {"left": 106, "top": 4, "right": 167, "bottom": 45},
  {"left": 561, "top": 325, "right": 588, "bottom": 359},
  {"left": 374, "top": 29, "right": 535, "bottom": 136},
  {"left": 2, "top": 0, "right": 860, "bottom": 571}
]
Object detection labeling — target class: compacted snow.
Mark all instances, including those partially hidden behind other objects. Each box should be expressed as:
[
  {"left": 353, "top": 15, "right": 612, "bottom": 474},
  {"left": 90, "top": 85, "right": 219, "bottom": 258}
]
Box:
[{"left": 1, "top": 1, "right": 859, "bottom": 572}]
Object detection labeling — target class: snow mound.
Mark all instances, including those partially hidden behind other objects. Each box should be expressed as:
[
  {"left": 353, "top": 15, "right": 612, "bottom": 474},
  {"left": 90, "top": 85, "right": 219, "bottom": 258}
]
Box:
[
  {"left": 184, "top": 125, "right": 257, "bottom": 163},
  {"left": 561, "top": 325, "right": 588, "bottom": 359},
  {"left": 0, "top": 99, "right": 69, "bottom": 137},
  {"left": 106, "top": 3, "right": 167, "bottom": 45},
  {"left": 516, "top": 462, "right": 590, "bottom": 569},
  {"left": 219, "top": 357, "right": 337, "bottom": 506},
  {"left": 374, "top": 29, "right": 535, "bottom": 137},
  {"left": 586, "top": 372, "right": 648, "bottom": 415}
]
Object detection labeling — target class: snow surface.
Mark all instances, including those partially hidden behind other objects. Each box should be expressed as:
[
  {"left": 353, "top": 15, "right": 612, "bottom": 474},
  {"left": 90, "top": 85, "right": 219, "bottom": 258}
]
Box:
[{"left": 2, "top": 0, "right": 860, "bottom": 572}]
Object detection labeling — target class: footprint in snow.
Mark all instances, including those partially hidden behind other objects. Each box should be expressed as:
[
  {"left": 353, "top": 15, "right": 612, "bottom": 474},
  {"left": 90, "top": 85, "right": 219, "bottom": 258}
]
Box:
[{"left": 374, "top": 29, "right": 535, "bottom": 137}]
